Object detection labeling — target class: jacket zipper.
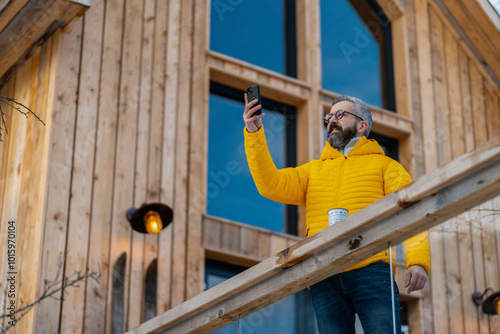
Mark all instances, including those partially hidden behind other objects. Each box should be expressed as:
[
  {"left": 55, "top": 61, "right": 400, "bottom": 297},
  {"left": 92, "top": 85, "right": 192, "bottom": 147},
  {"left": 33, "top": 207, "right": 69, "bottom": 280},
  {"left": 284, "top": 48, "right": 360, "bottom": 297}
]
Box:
[{"left": 336, "top": 155, "right": 347, "bottom": 208}]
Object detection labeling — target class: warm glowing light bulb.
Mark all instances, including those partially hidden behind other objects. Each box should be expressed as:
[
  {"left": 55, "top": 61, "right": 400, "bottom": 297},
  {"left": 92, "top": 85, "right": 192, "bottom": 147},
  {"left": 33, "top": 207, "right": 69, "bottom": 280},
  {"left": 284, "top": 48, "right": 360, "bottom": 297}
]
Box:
[
  {"left": 144, "top": 211, "right": 163, "bottom": 234},
  {"left": 494, "top": 296, "right": 500, "bottom": 315}
]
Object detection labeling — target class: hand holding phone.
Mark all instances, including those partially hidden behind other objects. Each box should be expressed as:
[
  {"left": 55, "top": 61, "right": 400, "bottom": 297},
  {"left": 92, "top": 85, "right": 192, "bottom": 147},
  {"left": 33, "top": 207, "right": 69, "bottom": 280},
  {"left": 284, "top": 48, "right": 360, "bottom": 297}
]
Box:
[
  {"left": 243, "top": 84, "right": 264, "bottom": 132},
  {"left": 246, "top": 84, "right": 262, "bottom": 117}
]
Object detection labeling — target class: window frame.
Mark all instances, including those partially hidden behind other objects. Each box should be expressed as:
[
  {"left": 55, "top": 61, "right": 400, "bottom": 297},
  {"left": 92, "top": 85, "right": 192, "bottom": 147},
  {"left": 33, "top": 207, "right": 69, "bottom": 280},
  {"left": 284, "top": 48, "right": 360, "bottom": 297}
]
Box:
[
  {"left": 209, "top": 0, "right": 297, "bottom": 78},
  {"left": 319, "top": 0, "right": 396, "bottom": 111},
  {"left": 208, "top": 81, "right": 299, "bottom": 235}
]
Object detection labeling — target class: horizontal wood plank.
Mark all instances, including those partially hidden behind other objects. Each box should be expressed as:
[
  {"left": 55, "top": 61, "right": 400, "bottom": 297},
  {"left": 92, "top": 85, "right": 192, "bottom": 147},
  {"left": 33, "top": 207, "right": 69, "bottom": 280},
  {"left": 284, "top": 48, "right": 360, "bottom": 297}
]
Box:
[{"left": 208, "top": 50, "right": 311, "bottom": 105}]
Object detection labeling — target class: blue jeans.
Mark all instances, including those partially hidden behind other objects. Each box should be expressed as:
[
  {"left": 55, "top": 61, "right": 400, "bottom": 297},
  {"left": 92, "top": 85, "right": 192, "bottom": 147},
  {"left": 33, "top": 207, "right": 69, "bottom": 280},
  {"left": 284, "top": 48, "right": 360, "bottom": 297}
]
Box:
[{"left": 309, "top": 261, "right": 401, "bottom": 334}]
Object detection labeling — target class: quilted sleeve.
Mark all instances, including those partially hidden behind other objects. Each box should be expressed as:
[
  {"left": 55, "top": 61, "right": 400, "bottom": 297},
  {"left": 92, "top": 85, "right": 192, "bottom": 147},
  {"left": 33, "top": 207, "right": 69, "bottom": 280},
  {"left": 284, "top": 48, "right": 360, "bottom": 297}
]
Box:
[
  {"left": 244, "top": 125, "right": 311, "bottom": 206},
  {"left": 384, "top": 159, "right": 431, "bottom": 274},
  {"left": 403, "top": 232, "right": 431, "bottom": 274},
  {"left": 383, "top": 159, "right": 412, "bottom": 195}
]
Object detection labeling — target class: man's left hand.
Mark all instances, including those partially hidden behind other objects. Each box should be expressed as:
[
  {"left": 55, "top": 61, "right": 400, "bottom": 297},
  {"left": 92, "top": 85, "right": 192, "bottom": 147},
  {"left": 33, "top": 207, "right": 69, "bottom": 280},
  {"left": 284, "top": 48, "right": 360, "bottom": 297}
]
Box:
[{"left": 405, "top": 265, "right": 427, "bottom": 293}]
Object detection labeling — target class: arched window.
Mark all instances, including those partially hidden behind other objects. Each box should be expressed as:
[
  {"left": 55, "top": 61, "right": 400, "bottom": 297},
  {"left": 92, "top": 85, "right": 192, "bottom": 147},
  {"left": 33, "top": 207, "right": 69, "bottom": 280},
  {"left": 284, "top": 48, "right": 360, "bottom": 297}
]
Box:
[
  {"left": 144, "top": 259, "right": 158, "bottom": 322},
  {"left": 112, "top": 253, "right": 126, "bottom": 334}
]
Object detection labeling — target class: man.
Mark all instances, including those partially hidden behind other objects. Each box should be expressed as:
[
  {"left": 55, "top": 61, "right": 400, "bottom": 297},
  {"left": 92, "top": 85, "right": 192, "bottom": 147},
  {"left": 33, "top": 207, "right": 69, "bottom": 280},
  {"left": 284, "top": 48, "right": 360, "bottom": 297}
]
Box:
[{"left": 243, "top": 94, "right": 430, "bottom": 333}]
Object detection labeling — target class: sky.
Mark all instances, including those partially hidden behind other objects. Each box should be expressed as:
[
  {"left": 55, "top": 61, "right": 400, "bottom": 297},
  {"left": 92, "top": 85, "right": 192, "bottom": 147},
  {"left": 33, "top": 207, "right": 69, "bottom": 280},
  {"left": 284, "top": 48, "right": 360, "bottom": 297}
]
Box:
[{"left": 489, "top": 0, "right": 500, "bottom": 15}]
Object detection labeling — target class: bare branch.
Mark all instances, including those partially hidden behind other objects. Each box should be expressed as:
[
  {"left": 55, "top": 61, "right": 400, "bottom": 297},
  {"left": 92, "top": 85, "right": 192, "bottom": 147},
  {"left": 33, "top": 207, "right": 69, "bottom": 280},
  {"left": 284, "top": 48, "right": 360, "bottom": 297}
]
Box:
[
  {"left": 0, "top": 104, "right": 7, "bottom": 143},
  {"left": 0, "top": 95, "right": 45, "bottom": 142},
  {"left": 0, "top": 252, "right": 101, "bottom": 333}
]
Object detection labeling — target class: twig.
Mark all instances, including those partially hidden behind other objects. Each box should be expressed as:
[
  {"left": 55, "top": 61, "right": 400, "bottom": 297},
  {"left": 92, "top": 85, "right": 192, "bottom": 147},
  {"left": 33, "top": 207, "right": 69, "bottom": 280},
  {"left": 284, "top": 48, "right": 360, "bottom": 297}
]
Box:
[
  {"left": 0, "top": 95, "right": 44, "bottom": 142},
  {"left": 0, "top": 104, "right": 7, "bottom": 143},
  {"left": 0, "top": 253, "right": 100, "bottom": 333}
]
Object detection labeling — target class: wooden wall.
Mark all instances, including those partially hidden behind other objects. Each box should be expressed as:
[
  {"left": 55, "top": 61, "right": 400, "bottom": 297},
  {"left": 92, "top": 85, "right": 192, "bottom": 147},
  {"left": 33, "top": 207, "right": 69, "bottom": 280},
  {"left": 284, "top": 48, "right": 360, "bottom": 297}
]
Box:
[
  {"left": 0, "top": 0, "right": 499, "bottom": 333},
  {"left": 38, "top": 0, "right": 208, "bottom": 332},
  {"left": 1, "top": 0, "right": 208, "bottom": 332},
  {"left": 0, "top": 37, "right": 55, "bottom": 334},
  {"left": 408, "top": 0, "right": 500, "bottom": 333}
]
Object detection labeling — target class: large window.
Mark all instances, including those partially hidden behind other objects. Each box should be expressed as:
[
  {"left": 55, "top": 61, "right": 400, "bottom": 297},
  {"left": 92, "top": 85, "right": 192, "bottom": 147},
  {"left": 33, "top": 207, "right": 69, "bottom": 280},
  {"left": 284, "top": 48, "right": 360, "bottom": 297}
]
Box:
[
  {"left": 207, "top": 83, "right": 297, "bottom": 234},
  {"left": 320, "top": 0, "right": 395, "bottom": 110},
  {"left": 205, "top": 259, "right": 318, "bottom": 333},
  {"left": 210, "top": 0, "right": 296, "bottom": 77}
]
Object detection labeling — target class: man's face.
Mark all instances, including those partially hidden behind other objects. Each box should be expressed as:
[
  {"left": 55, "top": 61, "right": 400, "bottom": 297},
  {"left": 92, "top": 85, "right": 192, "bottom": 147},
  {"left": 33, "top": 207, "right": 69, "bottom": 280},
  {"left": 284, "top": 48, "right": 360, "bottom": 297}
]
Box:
[{"left": 326, "top": 101, "right": 360, "bottom": 151}]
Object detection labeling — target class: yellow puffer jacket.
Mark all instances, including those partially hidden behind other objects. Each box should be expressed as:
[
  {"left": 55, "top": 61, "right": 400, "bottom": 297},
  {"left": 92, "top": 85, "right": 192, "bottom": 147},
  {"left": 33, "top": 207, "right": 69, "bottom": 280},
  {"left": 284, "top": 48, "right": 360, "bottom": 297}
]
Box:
[{"left": 244, "top": 125, "right": 430, "bottom": 275}]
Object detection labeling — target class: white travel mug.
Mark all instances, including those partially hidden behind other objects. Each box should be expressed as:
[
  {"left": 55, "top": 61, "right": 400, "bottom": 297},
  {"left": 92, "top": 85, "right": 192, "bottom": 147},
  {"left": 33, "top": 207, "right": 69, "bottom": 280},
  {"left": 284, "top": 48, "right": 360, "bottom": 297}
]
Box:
[{"left": 328, "top": 208, "right": 348, "bottom": 226}]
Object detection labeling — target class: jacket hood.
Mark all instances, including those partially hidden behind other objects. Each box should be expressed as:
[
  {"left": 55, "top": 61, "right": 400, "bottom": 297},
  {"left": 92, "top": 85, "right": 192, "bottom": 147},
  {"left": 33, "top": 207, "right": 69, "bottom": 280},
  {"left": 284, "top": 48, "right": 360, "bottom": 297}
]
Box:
[{"left": 320, "top": 136, "right": 385, "bottom": 161}]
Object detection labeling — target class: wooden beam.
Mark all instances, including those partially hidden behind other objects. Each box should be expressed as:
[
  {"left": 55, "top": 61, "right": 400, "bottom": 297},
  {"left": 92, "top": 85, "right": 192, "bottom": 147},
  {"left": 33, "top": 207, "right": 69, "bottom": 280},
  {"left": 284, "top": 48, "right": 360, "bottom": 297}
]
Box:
[
  {"left": 105, "top": 0, "right": 144, "bottom": 330},
  {"left": 14, "top": 41, "right": 51, "bottom": 334},
  {"left": 429, "top": 7, "right": 452, "bottom": 167},
  {"left": 59, "top": 0, "right": 103, "bottom": 331},
  {"left": 376, "top": 0, "right": 403, "bottom": 21},
  {"left": 157, "top": 0, "right": 182, "bottom": 314},
  {"left": 438, "top": 0, "right": 500, "bottom": 84},
  {"left": 140, "top": 0, "right": 163, "bottom": 324},
  {"left": 127, "top": 136, "right": 500, "bottom": 334},
  {"left": 202, "top": 214, "right": 302, "bottom": 266},
  {"left": 128, "top": 0, "right": 150, "bottom": 328},
  {"left": 83, "top": 0, "right": 124, "bottom": 331},
  {"left": 149, "top": 0, "right": 168, "bottom": 317},
  {"left": 405, "top": 0, "right": 426, "bottom": 179},
  {"left": 0, "top": 0, "right": 30, "bottom": 32},
  {"left": 208, "top": 50, "right": 312, "bottom": 106},
  {"left": 170, "top": 0, "right": 194, "bottom": 308},
  {"left": 0, "top": 0, "right": 89, "bottom": 83},
  {"left": 458, "top": 210, "right": 480, "bottom": 333},
  {"left": 35, "top": 20, "right": 82, "bottom": 333},
  {"left": 415, "top": 0, "right": 438, "bottom": 173},
  {"left": 476, "top": 0, "right": 500, "bottom": 31},
  {"left": 186, "top": 0, "right": 209, "bottom": 301},
  {"left": 457, "top": 47, "right": 475, "bottom": 153}
]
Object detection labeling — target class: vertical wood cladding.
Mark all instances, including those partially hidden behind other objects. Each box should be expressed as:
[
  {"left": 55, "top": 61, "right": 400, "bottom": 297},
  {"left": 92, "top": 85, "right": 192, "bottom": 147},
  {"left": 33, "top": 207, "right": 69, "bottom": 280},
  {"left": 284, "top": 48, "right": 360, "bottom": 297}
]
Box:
[{"left": 0, "top": 0, "right": 498, "bottom": 333}]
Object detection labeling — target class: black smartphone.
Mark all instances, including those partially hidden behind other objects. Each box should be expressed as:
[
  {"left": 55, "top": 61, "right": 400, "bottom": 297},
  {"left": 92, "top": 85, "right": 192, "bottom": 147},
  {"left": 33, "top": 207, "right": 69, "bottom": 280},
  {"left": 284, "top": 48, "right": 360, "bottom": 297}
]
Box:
[{"left": 246, "top": 84, "right": 262, "bottom": 116}]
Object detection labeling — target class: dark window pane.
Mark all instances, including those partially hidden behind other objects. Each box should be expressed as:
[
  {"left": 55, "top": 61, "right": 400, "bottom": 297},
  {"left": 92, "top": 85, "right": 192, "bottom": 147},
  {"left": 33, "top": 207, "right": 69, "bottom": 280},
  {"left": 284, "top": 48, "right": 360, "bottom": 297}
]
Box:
[
  {"left": 144, "top": 259, "right": 157, "bottom": 322},
  {"left": 207, "top": 90, "right": 294, "bottom": 233},
  {"left": 368, "top": 132, "right": 399, "bottom": 160},
  {"left": 210, "top": 0, "right": 296, "bottom": 76},
  {"left": 205, "top": 260, "right": 318, "bottom": 333},
  {"left": 400, "top": 300, "right": 410, "bottom": 334},
  {"left": 320, "top": 0, "right": 394, "bottom": 110},
  {"left": 112, "top": 253, "right": 126, "bottom": 334}
]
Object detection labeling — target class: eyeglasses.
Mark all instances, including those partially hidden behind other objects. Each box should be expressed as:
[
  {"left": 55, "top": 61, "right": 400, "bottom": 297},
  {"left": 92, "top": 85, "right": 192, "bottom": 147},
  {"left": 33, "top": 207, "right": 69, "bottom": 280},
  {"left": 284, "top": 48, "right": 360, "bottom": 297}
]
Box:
[{"left": 323, "top": 110, "right": 364, "bottom": 124}]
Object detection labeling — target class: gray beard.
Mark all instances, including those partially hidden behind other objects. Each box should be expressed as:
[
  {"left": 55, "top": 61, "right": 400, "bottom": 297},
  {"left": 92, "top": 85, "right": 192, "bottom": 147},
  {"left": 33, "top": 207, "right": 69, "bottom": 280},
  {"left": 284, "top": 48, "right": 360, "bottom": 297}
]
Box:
[{"left": 327, "top": 125, "right": 357, "bottom": 152}]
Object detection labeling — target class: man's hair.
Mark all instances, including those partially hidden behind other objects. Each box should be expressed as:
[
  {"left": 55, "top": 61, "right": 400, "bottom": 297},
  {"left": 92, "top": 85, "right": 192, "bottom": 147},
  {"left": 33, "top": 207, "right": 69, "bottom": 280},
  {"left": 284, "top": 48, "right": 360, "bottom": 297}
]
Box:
[{"left": 331, "top": 95, "right": 372, "bottom": 137}]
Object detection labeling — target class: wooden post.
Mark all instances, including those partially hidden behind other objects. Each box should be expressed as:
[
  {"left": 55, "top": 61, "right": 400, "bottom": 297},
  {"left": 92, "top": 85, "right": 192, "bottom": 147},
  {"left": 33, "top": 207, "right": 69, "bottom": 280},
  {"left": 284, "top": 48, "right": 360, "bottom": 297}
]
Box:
[
  {"left": 157, "top": 0, "right": 181, "bottom": 313},
  {"left": 83, "top": 0, "right": 124, "bottom": 331},
  {"left": 105, "top": 0, "right": 144, "bottom": 331},
  {"left": 35, "top": 18, "right": 82, "bottom": 332},
  {"left": 59, "top": 0, "right": 104, "bottom": 331},
  {"left": 186, "top": 0, "right": 209, "bottom": 302}
]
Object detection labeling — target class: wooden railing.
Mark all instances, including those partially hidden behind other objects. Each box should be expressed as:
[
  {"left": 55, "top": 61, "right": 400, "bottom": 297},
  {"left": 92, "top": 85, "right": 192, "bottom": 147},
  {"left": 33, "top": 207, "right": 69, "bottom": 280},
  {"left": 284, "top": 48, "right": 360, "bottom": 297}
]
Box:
[{"left": 128, "top": 136, "right": 500, "bottom": 334}]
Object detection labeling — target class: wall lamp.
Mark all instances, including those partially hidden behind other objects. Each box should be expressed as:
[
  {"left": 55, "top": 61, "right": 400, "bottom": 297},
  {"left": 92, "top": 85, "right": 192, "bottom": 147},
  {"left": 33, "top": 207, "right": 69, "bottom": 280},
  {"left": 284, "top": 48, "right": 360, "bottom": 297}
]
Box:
[
  {"left": 472, "top": 288, "right": 500, "bottom": 315},
  {"left": 126, "top": 203, "right": 173, "bottom": 234}
]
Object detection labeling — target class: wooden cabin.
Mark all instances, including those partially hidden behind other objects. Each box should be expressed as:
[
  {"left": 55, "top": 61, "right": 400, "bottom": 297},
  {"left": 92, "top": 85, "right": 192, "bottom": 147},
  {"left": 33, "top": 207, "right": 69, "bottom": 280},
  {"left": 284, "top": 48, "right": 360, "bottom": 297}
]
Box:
[{"left": 0, "top": 0, "right": 499, "bottom": 333}]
